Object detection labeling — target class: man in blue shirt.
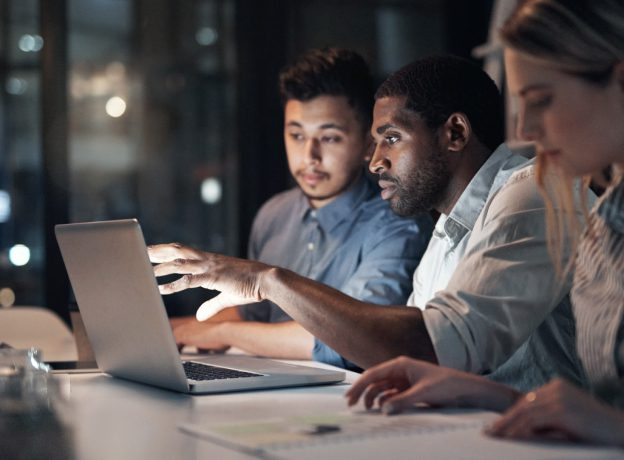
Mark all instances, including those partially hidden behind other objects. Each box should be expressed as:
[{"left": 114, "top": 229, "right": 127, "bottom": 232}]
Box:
[{"left": 170, "top": 48, "right": 432, "bottom": 370}]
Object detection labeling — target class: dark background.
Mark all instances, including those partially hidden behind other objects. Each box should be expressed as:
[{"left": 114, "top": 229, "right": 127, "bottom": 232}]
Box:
[{"left": 0, "top": 0, "right": 493, "bottom": 323}]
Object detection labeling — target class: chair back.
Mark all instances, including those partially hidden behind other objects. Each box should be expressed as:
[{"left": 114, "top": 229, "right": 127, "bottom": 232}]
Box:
[{"left": 0, "top": 306, "right": 77, "bottom": 361}]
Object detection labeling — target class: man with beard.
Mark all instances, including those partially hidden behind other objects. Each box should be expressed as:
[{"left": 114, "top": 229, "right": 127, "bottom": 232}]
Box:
[
  {"left": 150, "top": 55, "right": 587, "bottom": 391},
  {"left": 169, "top": 48, "right": 432, "bottom": 371}
]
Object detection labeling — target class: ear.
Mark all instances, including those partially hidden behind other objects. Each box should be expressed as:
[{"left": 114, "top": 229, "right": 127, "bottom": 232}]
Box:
[{"left": 442, "top": 113, "right": 471, "bottom": 152}]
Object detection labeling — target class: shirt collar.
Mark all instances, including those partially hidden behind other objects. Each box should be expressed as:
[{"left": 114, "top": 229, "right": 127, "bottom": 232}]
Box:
[
  {"left": 445, "top": 143, "right": 527, "bottom": 242},
  {"left": 301, "top": 173, "right": 373, "bottom": 232}
]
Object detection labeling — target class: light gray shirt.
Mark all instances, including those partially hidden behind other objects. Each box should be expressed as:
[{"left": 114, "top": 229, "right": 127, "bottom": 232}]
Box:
[{"left": 409, "top": 144, "right": 587, "bottom": 391}]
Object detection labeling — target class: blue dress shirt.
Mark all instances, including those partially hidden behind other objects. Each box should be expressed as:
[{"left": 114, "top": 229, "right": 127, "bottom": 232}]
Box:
[{"left": 239, "top": 173, "right": 432, "bottom": 371}]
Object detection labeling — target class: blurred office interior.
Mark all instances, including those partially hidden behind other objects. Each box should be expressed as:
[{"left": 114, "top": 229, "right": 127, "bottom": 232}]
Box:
[{"left": 0, "top": 0, "right": 493, "bottom": 322}]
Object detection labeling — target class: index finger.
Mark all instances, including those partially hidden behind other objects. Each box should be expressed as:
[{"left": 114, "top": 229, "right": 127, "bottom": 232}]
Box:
[
  {"left": 153, "top": 258, "right": 207, "bottom": 278},
  {"left": 345, "top": 357, "right": 412, "bottom": 406},
  {"left": 147, "top": 243, "right": 198, "bottom": 263}
]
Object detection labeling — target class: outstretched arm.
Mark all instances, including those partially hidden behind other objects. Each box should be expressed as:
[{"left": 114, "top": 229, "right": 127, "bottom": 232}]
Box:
[
  {"left": 259, "top": 266, "right": 436, "bottom": 368},
  {"left": 148, "top": 243, "right": 436, "bottom": 369}
]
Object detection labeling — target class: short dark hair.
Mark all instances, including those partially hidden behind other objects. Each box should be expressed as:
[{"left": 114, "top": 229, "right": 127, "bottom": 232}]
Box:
[
  {"left": 279, "top": 48, "right": 374, "bottom": 129},
  {"left": 376, "top": 55, "right": 504, "bottom": 151}
]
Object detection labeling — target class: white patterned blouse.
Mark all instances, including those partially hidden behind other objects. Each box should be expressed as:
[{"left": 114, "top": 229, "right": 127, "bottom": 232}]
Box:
[{"left": 573, "top": 170, "right": 624, "bottom": 401}]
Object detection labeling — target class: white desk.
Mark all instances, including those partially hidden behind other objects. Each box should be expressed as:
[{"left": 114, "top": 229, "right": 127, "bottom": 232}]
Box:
[{"left": 50, "top": 363, "right": 624, "bottom": 460}]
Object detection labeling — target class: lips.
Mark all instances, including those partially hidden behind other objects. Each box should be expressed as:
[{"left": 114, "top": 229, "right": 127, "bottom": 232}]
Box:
[
  {"left": 299, "top": 170, "right": 327, "bottom": 187},
  {"left": 378, "top": 179, "right": 398, "bottom": 200}
]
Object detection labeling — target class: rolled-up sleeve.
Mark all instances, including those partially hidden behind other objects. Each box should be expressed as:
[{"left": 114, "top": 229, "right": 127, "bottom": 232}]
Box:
[{"left": 423, "top": 172, "right": 576, "bottom": 374}]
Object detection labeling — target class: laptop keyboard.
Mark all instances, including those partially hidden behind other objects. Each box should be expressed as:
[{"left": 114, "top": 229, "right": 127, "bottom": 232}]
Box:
[{"left": 183, "top": 361, "right": 262, "bottom": 381}]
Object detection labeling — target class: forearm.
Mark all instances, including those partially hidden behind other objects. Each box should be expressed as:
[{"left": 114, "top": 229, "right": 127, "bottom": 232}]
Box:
[
  {"left": 259, "top": 267, "right": 437, "bottom": 369},
  {"left": 217, "top": 320, "right": 314, "bottom": 360},
  {"left": 458, "top": 374, "right": 522, "bottom": 412},
  {"left": 171, "top": 307, "right": 242, "bottom": 328}
]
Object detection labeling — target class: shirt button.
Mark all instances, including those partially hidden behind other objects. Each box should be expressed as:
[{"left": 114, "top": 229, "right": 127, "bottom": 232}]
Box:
[
  {"left": 310, "top": 210, "right": 317, "bottom": 218},
  {"left": 307, "top": 243, "right": 315, "bottom": 251}
]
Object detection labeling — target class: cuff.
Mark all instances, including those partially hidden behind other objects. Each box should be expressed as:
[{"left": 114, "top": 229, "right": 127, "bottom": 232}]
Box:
[{"left": 422, "top": 307, "right": 471, "bottom": 371}]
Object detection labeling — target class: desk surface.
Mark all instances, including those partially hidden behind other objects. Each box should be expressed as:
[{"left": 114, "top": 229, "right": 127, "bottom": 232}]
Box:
[{"left": 44, "top": 360, "right": 624, "bottom": 460}]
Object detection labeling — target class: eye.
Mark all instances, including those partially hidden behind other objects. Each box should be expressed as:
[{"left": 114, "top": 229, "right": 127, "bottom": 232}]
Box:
[
  {"left": 288, "top": 132, "right": 305, "bottom": 142},
  {"left": 525, "top": 94, "right": 552, "bottom": 110},
  {"left": 385, "top": 134, "right": 400, "bottom": 145},
  {"left": 321, "top": 135, "right": 342, "bottom": 144}
]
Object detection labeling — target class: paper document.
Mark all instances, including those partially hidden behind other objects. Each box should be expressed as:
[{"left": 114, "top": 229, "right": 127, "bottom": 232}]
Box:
[{"left": 178, "top": 409, "right": 490, "bottom": 457}]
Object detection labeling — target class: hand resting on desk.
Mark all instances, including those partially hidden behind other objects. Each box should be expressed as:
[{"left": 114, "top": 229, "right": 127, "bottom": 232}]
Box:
[
  {"left": 169, "top": 308, "right": 244, "bottom": 353},
  {"left": 345, "top": 356, "right": 520, "bottom": 414},
  {"left": 171, "top": 317, "right": 231, "bottom": 354},
  {"left": 346, "top": 356, "right": 624, "bottom": 446}
]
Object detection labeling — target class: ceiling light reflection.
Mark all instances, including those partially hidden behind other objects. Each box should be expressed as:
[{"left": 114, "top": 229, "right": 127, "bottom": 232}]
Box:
[
  {"left": 106, "top": 96, "right": 127, "bottom": 118},
  {"left": 0, "top": 190, "right": 10, "bottom": 222},
  {"left": 195, "top": 27, "right": 218, "bottom": 46},
  {"left": 18, "top": 34, "right": 43, "bottom": 52},
  {"left": 9, "top": 245, "right": 30, "bottom": 267},
  {"left": 201, "top": 177, "right": 222, "bottom": 204},
  {"left": 0, "top": 288, "right": 15, "bottom": 308},
  {"left": 6, "top": 78, "right": 27, "bottom": 95}
]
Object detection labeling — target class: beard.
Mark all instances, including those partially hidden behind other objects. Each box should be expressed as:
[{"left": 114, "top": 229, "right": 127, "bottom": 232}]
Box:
[{"left": 383, "top": 148, "right": 451, "bottom": 216}]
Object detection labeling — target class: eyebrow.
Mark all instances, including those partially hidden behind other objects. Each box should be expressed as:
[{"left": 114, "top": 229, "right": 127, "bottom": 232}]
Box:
[
  {"left": 285, "top": 121, "right": 348, "bottom": 132},
  {"left": 375, "top": 123, "right": 396, "bottom": 135},
  {"left": 374, "top": 109, "right": 415, "bottom": 135}
]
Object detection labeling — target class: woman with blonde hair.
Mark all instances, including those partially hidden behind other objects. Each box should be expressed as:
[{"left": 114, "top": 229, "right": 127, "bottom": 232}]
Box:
[{"left": 346, "top": 0, "right": 624, "bottom": 445}]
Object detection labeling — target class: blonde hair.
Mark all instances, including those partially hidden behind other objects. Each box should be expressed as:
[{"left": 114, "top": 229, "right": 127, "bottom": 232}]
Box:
[
  {"left": 501, "top": 0, "right": 624, "bottom": 276},
  {"left": 535, "top": 156, "right": 590, "bottom": 277}
]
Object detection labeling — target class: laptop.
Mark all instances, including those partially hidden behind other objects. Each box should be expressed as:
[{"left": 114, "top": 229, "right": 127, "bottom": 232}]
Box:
[{"left": 55, "top": 219, "right": 345, "bottom": 394}]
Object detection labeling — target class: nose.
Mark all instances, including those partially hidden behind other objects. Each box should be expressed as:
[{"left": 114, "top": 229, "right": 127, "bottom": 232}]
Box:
[
  {"left": 516, "top": 105, "right": 541, "bottom": 142},
  {"left": 303, "top": 138, "right": 321, "bottom": 165},
  {"left": 368, "top": 143, "right": 389, "bottom": 174}
]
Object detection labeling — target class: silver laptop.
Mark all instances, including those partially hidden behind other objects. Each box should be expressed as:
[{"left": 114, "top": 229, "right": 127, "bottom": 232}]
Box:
[{"left": 55, "top": 219, "right": 345, "bottom": 394}]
